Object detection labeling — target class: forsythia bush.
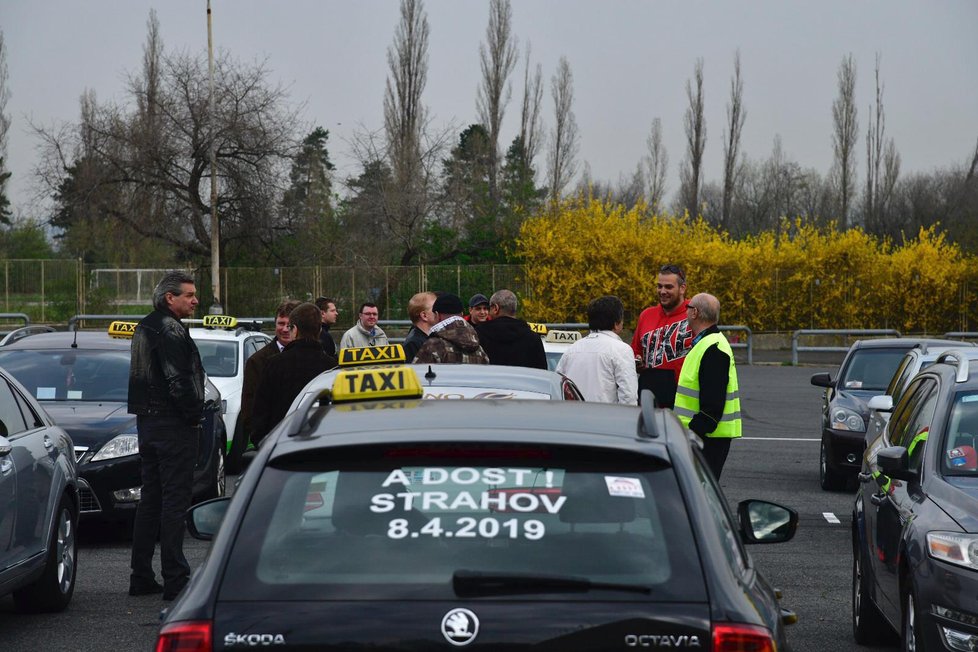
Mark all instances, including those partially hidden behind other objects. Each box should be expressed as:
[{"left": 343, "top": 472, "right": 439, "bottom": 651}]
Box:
[{"left": 516, "top": 197, "right": 976, "bottom": 333}]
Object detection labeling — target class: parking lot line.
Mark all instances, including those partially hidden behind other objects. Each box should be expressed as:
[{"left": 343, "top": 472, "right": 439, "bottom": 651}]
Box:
[{"left": 822, "top": 512, "right": 841, "bottom": 524}]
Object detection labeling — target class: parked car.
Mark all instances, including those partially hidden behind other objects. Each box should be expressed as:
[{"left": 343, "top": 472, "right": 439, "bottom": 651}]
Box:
[
  {"left": 0, "top": 328, "right": 226, "bottom": 524},
  {"left": 159, "top": 367, "right": 798, "bottom": 650},
  {"left": 811, "top": 337, "right": 966, "bottom": 490},
  {"left": 853, "top": 349, "right": 978, "bottom": 650},
  {"left": 0, "top": 366, "right": 78, "bottom": 612}
]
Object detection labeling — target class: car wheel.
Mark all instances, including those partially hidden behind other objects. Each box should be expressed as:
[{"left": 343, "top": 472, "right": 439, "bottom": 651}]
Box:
[
  {"left": 902, "top": 583, "right": 921, "bottom": 652},
  {"left": 202, "top": 438, "right": 226, "bottom": 500},
  {"left": 13, "top": 494, "right": 77, "bottom": 612},
  {"left": 852, "top": 538, "right": 888, "bottom": 643},
  {"left": 820, "top": 436, "right": 846, "bottom": 491}
]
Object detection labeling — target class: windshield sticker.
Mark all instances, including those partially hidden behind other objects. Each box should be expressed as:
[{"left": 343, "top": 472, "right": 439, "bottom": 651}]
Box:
[
  {"left": 844, "top": 381, "right": 863, "bottom": 389},
  {"left": 36, "top": 387, "right": 56, "bottom": 399},
  {"left": 67, "top": 390, "right": 83, "bottom": 400},
  {"left": 373, "top": 467, "right": 563, "bottom": 540},
  {"left": 605, "top": 476, "right": 645, "bottom": 498},
  {"left": 962, "top": 395, "right": 978, "bottom": 403}
]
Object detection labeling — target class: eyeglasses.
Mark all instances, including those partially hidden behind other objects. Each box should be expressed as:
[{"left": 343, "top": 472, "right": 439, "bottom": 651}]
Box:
[
  {"left": 361, "top": 311, "right": 379, "bottom": 317},
  {"left": 659, "top": 264, "right": 686, "bottom": 284}
]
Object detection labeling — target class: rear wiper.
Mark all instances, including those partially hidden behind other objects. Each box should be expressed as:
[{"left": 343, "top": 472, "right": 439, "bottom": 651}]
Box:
[{"left": 452, "top": 570, "right": 651, "bottom": 597}]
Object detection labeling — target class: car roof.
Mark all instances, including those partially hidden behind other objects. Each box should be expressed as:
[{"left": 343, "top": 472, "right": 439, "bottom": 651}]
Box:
[
  {"left": 269, "top": 399, "right": 672, "bottom": 461},
  {"left": 0, "top": 331, "right": 130, "bottom": 350},
  {"left": 851, "top": 337, "right": 970, "bottom": 350},
  {"left": 307, "top": 363, "right": 571, "bottom": 395},
  {"left": 188, "top": 327, "right": 269, "bottom": 341}
]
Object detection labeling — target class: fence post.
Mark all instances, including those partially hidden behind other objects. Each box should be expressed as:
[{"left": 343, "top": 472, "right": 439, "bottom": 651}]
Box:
[{"left": 41, "top": 260, "right": 46, "bottom": 323}]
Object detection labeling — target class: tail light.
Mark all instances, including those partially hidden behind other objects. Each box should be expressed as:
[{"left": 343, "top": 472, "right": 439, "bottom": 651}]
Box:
[
  {"left": 156, "top": 620, "right": 212, "bottom": 652},
  {"left": 713, "top": 623, "right": 776, "bottom": 652}
]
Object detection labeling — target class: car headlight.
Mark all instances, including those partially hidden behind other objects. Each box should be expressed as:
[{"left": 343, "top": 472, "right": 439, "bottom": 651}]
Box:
[
  {"left": 91, "top": 434, "right": 139, "bottom": 462},
  {"left": 927, "top": 532, "right": 978, "bottom": 571},
  {"left": 831, "top": 407, "right": 865, "bottom": 432}
]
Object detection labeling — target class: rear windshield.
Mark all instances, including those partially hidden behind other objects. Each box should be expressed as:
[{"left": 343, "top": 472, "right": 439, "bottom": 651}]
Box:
[
  {"left": 0, "top": 348, "right": 129, "bottom": 401},
  {"left": 220, "top": 444, "right": 706, "bottom": 602},
  {"left": 840, "top": 348, "right": 909, "bottom": 391}
]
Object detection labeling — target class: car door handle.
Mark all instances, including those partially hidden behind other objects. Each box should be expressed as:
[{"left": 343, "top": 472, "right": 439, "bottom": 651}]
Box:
[
  {"left": 857, "top": 471, "right": 873, "bottom": 483},
  {"left": 870, "top": 493, "right": 889, "bottom": 507}
]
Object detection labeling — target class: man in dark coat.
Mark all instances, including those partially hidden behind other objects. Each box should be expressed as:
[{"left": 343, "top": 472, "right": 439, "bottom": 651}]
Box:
[
  {"left": 474, "top": 289, "right": 547, "bottom": 369},
  {"left": 315, "top": 296, "right": 339, "bottom": 356},
  {"left": 413, "top": 293, "right": 490, "bottom": 364},
  {"left": 227, "top": 299, "right": 299, "bottom": 473},
  {"left": 251, "top": 302, "right": 338, "bottom": 444},
  {"left": 127, "top": 271, "right": 204, "bottom": 601},
  {"left": 402, "top": 291, "right": 437, "bottom": 361}
]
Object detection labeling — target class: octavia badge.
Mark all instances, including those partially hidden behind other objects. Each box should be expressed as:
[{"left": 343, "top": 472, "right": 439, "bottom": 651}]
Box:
[{"left": 441, "top": 608, "right": 479, "bottom": 646}]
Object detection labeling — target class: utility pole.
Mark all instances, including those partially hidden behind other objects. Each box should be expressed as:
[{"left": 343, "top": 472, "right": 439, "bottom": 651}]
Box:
[{"left": 207, "top": 0, "right": 222, "bottom": 313}]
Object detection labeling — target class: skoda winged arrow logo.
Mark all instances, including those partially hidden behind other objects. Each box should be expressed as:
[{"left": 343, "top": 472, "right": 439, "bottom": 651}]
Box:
[{"left": 441, "top": 608, "right": 479, "bottom": 646}]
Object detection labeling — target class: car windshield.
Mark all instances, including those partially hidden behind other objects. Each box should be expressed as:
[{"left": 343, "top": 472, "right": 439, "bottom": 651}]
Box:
[
  {"left": 943, "top": 391, "right": 978, "bottom": 475},
  {"left": 219, "top": 444, "right": 706, "bottom": 602},
  {"left": 839, "top": 348, "right": 909, "bottom": 391},
  {"left": 194, "top": 340, "right": 238, "bottom": 377},
  {"left": 0, "top": 348, "right": 130, "bottom": 402}
]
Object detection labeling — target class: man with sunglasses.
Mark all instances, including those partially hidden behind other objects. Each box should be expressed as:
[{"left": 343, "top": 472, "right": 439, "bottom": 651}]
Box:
[{"left": 631, "top": 264, "right": 694, "bottom": 408}]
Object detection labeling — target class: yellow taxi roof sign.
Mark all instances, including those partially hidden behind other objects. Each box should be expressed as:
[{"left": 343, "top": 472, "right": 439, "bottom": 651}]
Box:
[
  {"left": 546, "top": 329, "right": 581, "bottom": 343},
  {"left": 338, "top": 344, "right": 406, "bottom": 367},
  {"left": 108, "top": 321, "right": 138, "bottom": 339},
  {"left": 330, "top": 366, "right": 423, "bottom": 403},
  {"left": 527, "top": 322, "right": 548, "bottom": 335},
  {"left": 202, "top": 315, "right": 238, "bottom": 329}
]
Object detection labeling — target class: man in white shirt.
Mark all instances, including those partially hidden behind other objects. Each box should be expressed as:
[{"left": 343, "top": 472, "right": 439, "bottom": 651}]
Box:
[{"left": 556, "top": 295, "right": 638, "bottom": 404}]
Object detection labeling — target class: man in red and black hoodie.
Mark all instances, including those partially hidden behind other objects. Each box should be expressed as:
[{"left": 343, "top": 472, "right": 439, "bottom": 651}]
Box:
[{"left": 630, "top": 264, "right": 693, "bottom": 408}]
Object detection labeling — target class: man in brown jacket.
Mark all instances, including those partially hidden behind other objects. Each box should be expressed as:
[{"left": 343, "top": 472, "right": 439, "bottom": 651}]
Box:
[{"left": 412, "top": 293, "right": 490, "bottom": 364}]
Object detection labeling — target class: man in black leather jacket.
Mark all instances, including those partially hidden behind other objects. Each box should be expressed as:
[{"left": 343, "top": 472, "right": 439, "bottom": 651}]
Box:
[{"left": 127, "top": 271, "right": 204, "bottom": 601}]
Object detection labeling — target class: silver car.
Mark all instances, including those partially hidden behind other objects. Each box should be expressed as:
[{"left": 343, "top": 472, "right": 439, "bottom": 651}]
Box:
[{"left": 0, "top": 366, "right": 78, "bottom": 612}]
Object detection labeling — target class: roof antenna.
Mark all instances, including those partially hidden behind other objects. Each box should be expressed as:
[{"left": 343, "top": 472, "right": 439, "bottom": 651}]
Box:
[
  {"left": 71, "top": 325, "right": 79, "bottom": 348},
  {"left": 425, "top": 365, "right": 436, "bottom": 381}
]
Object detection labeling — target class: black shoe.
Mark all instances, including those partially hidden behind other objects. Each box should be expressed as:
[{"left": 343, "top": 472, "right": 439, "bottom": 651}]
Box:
[
  {"left": 128, "top": 579, "right": 164, "bottom": 596},
  {"left": 162, "top": 581, "right": 187, "bottom": 601}
]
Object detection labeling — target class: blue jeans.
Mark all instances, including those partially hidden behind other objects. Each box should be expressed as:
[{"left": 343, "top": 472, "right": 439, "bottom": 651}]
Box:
[{"left": 130, "top": 416, "right": 198, "bottom": 589}]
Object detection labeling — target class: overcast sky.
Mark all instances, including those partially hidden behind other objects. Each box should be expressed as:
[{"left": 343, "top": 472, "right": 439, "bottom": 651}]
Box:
[{"left": 2, "top": 0, "right": 977, "bottom": 220}]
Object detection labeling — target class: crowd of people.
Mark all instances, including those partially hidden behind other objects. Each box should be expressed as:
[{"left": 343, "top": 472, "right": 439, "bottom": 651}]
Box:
[{"left": 124, "top": 265, "right": 742, "bottom": 601}]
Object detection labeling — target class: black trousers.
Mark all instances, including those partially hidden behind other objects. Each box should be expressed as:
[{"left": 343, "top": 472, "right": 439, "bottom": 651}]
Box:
[
  {"left": 700, "top": 436, "right": 732, "bottom": 480},
  {"left": 130, "top": 416, "right": 198, "bottom": 589}
]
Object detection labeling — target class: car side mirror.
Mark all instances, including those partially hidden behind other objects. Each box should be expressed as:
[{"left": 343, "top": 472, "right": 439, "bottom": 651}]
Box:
[
  {"left": 810, "top": 373, "right": 834, "bottom": 388},
  {"left": 186, "top": 497, "right": 231, "bottom": 541},
  {"left": 867, "top": 395, "right": 894, "bottom": 412},
  {"left": 737, "top": 499, "right": 798, "bottom": 544},
  {"left": 877, "top": 445, "right": 916, "bottom": 482}
]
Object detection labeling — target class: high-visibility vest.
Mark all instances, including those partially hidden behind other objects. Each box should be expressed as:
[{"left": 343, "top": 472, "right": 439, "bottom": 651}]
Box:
[{"left": 674, "top": 332, "right": 742, "bottom": 438}]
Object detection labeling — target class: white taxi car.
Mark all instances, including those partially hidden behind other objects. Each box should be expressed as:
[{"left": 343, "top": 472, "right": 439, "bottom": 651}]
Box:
[
  {"left": 528, "top": 323, "right": 583, "bottom": 372},
  {"left": 188, "top": 315, "right": 272, "bottom": 448}
]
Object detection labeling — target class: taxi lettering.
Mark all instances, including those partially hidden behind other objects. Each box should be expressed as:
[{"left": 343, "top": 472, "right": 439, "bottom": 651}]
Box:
[
  {"left": 108, "top": 321, "right": 137, "bottom": 339},
  {"left": 203, "top": 314, "right": 237, "bottom": 329},
  {"left": 343, "top": 369, "right": 405, "bottom": 394},
  {"left": 339, "top": 344, "right": 406, "bottom": 366},
  {"left": 527, "top": 322, "right": 548, "bottom": 335}
]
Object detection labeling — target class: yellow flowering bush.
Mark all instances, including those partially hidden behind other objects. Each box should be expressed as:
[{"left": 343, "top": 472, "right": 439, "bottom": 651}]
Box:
[{"left": 516, "top": 197, "right": 977, "bottom": 333}]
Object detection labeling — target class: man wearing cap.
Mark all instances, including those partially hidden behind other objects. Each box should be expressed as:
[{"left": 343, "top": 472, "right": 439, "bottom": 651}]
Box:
[
  {"left": 412, "top": 293, "right": 490, "bottom": 364},
  {"left": 466, "top": 294, "right": 491, "bottom": 325},
  {"left": 475, "top": 289, "right": 547, "bottom": 370}
]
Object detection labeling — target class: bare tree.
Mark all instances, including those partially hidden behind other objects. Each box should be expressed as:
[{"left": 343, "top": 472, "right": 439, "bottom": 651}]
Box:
[
  {"left": 680, "top": 58, "right": 706, "bottom": 218},
  {"left": 645, "top": 117, "right": 668, "bottom": 212},
  {"left": 546, "top": 56, "right": 579, "bottom": 203},
  {"left": 0, "top": 29, "right": 11, "bottom": 223},
  {"left": 33, "top": 17, "right": 301, "bottom": 263},
  {"left": 476, "top": 0, "right": 518, "bottom": 208},
  {"left": 516, "top": 47, "right": 544, "bottom": 180},
  {"left": 382, "top": 0, "right": 435, "bottom": 265},
  {"left": 722, "top": 51, "right": 746, "bottom": 230},
  {"left": 832, "top": 53, "right": 858, "bottom": 228},
  {"left": 863, "top": 53, "right": 901, "bottom": 234}
]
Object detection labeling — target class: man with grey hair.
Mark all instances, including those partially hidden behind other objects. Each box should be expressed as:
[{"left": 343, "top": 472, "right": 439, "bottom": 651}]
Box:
[
  {"left": 127, "top": 271, "right": 204, "bottom": 600},
  {"left": 673, "top": 293, "right": 742, "bottom": 479},
  {"left": 474, "top": 289, "right": 547, "bottom": 369}
]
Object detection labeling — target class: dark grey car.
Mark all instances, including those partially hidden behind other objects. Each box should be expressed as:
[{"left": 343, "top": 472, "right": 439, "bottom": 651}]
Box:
[{"left": 0, "top": 367, "right": 78, "bottom": 612}]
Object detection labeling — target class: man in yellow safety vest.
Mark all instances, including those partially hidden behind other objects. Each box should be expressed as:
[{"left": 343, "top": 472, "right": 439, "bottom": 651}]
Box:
[{"left": 673, "top": 293, "right": 742, "bottom": 479}]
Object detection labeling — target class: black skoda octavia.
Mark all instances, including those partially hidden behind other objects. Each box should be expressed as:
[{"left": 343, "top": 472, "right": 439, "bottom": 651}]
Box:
[{"left": 160, "top": 366, "right": 798, "bottom": 651}]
